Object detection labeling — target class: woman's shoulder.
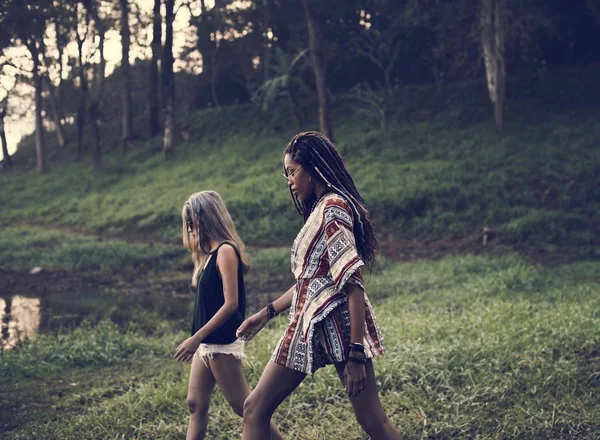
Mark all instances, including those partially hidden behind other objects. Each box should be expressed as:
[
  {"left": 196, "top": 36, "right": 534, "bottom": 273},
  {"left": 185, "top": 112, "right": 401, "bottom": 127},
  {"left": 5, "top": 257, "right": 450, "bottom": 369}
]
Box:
[
  {"left": 215, "top": 242, "right": 239, "bottom": 266},
  {"left": 323, "top": 193, "right": 353, "bottom": 216}
]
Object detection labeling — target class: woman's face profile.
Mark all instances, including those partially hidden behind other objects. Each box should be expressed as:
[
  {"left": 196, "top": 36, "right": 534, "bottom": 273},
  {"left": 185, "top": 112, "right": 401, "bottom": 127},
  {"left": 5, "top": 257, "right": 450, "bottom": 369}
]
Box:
[{"left": 284, "top": 154, "right": 311, "bottom": 201}]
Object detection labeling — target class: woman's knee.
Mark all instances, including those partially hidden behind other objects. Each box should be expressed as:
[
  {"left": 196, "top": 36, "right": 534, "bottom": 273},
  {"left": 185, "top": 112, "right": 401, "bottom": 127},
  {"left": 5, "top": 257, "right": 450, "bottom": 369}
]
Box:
[
  {"left": 243, "top": 390, "right": 269, "bottom": 422},
  {"left": 229, "top": 400, "right": 244, "bottom": 418},
  {"left": 356, "top": 407, "right": 389, "bottom": 434},
  {"left": 187, "top": 396, "right": 210, "bottom": 416}
]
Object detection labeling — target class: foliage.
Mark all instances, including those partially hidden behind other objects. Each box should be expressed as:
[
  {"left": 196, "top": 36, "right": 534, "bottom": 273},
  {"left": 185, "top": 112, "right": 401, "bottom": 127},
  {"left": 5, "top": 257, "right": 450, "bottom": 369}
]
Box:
[
  {"left": 1, "top": 66, "right": 599, "bottom": 249},
  {"left": 0, "top": 319, "right": 175, "bottom": 382}
]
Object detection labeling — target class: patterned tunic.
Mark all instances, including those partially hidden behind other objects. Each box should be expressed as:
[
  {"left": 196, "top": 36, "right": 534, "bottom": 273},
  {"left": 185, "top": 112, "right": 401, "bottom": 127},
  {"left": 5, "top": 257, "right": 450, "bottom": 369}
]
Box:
[{"left": 271, "top": 193, "right": 385, "bottom": 374}]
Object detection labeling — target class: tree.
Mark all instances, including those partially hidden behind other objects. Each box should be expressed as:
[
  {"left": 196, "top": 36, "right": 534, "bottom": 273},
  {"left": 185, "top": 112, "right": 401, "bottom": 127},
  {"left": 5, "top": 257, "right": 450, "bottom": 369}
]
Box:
[
  {"left": 162, "top": 0, "right": 175, "bottom": 158},
  {"left": 481, "top": 0, "right": 507, "bottom": 130},
  {"left": 0, "top": 1, "right": 51, "bottom": 172},
  {"left": 83, "top": 0, "right": 108, "bottom": 168},
  {"left": 9, "top": 2, "right": 52, "bottom": 173},
  {"left": 74, "top": 2, "right": 89, "bottom": 158},
  {"left": 119, "top": 0, "right": 135, "bottom": 147},
  {"left": 0, "top": 95, "right": 11, "bottom": 168},
  {"left": 31, "top": 41, "right": 46, "bottom": 173},
  {"left": 301, "top": 0, "right": 333, "bottom": 140},
  {"left": 148, "top": 0, "right": 161, "bottom": 136},
  {"left": 479, "top": 0, "right": 551, "bottom": 130},
  {"left": 253, "top": 47, "right": 309, "bottom": 130},
  {"left": 40, "top": 23, "right": 68, "bottom": 149},
  {"left": 348, "top": 14, "right": 404, "bottom": 130},
  {"left": 194, "top": 0, "right": 226, "bottom": 108}
]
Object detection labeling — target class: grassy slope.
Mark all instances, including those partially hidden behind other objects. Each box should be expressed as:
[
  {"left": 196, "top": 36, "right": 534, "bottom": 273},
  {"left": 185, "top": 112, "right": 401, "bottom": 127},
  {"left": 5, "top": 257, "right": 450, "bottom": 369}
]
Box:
[
  {"left": 0, "top": 66, "right": 598, "bottom": 250},
  {"left": 1, "top": 66, "right": 599, "bottom": 439},
  {"left": 1, "top": 255, "right": 599, "bottom": 439}
]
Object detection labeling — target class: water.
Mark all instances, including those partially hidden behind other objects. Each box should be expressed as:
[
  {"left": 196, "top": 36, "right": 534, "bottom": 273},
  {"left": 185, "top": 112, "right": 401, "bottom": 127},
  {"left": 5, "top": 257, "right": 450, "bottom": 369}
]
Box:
[
  {"left": 0, "top": 290, "right": 192, "bottom": 349},
  {"left": 0, "top": 296, "right": 41, "bottom": 348}
]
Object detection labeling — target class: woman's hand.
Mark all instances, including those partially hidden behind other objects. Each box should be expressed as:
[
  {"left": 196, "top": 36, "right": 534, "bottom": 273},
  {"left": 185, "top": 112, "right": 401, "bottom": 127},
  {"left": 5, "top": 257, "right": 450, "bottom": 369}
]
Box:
[
  {"left": 174, "top": 334, "right": 203, "bottom": 362},
  {"left": 344, "top": 359, "right": 367, "bottom": 398},
  {"left": 236, "top": 310, "right": 269, "bottom": 342}
]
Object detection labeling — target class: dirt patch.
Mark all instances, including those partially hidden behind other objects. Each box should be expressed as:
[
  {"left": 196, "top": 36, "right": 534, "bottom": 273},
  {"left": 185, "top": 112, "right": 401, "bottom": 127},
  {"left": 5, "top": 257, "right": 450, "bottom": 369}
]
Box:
[
  {"left": 379, "top": 232, "right": 598, "bottom": 266},
  {"left": 0, "top": 268, "right": 114, "bottom": 297},
  {"left": 379, "top": 233, "right": 485, "bottom": 261}
]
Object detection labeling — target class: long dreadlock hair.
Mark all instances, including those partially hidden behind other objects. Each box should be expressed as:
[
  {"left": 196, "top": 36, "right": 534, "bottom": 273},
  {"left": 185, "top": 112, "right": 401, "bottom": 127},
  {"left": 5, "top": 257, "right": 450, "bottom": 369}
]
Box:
[{"left": 283, "top": 131, "right": 378, "bottom": 266}]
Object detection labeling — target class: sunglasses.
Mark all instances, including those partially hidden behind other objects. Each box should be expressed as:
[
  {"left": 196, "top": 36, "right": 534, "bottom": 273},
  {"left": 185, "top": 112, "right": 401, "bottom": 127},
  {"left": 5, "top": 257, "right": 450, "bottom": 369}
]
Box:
[{"left": 283, "top": 165, "right": 303, "bottom": 182}]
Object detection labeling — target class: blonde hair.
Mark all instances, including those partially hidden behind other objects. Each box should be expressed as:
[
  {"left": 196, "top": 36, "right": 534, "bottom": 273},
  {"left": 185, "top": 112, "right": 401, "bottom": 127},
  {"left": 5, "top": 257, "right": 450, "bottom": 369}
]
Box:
[{"left": 182, "top": 191, "right": 249, "bottom": 286}]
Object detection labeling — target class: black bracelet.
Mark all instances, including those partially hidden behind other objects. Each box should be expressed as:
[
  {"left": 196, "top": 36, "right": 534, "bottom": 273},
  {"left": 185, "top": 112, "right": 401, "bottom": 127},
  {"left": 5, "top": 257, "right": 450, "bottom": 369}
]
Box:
[
  {"left": 347, "top": 356, "right": 367, "bottom": 365},
  {"left": 267, "top": 302, "right": 278, "bottom": 320},
  {"left": 349, "top": 342, "right": 365, "bottom": 354}
]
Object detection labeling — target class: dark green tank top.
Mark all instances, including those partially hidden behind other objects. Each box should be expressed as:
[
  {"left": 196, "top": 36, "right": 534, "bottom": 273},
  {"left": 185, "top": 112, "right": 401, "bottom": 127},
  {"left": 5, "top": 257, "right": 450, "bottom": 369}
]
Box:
[{"left": 191, "top": 242, "right": 246, "bottom": 344}]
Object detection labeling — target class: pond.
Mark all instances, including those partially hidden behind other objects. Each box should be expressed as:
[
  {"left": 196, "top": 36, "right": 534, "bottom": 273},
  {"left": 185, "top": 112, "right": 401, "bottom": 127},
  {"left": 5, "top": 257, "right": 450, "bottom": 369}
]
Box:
[
  {"left": 0, "top": 289, "right": 192, "bottom": 349},
  {"left": 0, "top": 296, "right": 41, "bottom": 348}
]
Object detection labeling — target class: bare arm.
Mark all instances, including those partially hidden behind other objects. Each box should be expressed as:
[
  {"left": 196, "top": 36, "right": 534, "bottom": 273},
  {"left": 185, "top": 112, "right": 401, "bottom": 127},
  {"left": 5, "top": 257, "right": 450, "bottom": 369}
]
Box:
[
  {"left": 346, "top": 282, "right": 366, "bottom": 344},
  {"left": 256, "top": 284, "right": 295, "bottom": 320},
  {"left": 344, "top": 279, "right": 368, "bottom": 398},
  {"left": 236, "top": 284, "right": 295, "bottom": 341}
]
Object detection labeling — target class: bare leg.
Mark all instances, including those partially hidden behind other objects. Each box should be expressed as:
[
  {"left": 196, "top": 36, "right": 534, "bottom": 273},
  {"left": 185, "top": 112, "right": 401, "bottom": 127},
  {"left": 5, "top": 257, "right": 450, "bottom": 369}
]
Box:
[
  {"left": 186, "top": 355, "right": 217, "bottom": 440},
  {"left": 209, "top": 355, "right": 284, "bottom": 440},
  {"left": 334, "top": 360, "right": 403, "bottom": 440},
  {"left": 242, "top": 362, "right": 307, "bottom": 440}
]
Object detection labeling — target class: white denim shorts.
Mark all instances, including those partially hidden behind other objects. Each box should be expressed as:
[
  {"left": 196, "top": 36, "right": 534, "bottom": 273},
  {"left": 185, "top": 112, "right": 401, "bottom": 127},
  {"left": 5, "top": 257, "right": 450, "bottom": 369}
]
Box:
[{"left": 194, "top": 338, "right": 246, "bottom": 367}]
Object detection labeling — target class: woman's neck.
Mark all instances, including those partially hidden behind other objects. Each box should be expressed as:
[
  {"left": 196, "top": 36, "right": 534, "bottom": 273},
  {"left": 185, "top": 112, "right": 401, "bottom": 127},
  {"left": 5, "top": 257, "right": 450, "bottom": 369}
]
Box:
[
  {"left": 314, "top": 183, "right": 329, "bottom": 199},
  {"left": 208, "top": 240, "right": 220, "bottom": 253}
]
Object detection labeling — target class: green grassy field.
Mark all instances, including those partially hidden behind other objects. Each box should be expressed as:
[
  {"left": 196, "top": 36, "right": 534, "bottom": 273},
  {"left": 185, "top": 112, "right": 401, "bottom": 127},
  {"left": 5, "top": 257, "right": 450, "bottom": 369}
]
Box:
[
  {"left": 1, "top": 255, "right": 598, "bottom": 439},
  {"left": 1, "top": 67, "right": 598, "bottom": 249},
  {"left": 1, "top": 66, "right": 599, "bottom": 439}
]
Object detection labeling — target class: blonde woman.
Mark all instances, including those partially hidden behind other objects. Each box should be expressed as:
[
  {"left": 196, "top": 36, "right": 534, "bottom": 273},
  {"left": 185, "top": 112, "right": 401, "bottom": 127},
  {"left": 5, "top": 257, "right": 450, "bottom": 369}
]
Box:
[{"left": 174, "top": 191, "right": 283, "bottom": 440}]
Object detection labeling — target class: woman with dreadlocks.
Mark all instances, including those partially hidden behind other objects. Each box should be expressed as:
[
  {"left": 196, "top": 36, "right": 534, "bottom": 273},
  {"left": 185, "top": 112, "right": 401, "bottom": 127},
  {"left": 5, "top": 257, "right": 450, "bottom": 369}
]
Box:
[{"left": 237, "top": 132, "right": 402, "bottom": 439}]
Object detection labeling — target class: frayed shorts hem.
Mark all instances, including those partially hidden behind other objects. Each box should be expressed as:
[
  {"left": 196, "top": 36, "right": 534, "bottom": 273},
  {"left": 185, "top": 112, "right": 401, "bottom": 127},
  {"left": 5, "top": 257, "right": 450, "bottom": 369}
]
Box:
[{"left": 194, "top": 339, "right": 246, "bottom": 367}]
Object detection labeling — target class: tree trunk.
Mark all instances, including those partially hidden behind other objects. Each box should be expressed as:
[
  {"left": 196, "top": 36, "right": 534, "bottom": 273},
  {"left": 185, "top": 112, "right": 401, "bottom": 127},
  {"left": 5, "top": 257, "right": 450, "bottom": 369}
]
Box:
[
  {"left": 301, "top": 0, "right": 334, "bottom": 141},
  {"left": 181, "top": 104, "right": 190, "bottom": 142},
  {"left": 163, "top": 100, "right": 174, "bottom": 159},
  {"left": 89, "top": 103, "right": 102, "bottom": 167},
  {"left": 29, "top": 42, "right": 46, "bottom": 174},
  {"left": 85, "top": 0, "right": 107, "bottom": 168},
  {"left": 493, "top": 0, "right": 506, "bottom": 130},
  {"left": 163, "top": 0, "right": 176, "bottom": 158},
  {"left": 1, "top": 297, "right": 11, "bottom": 342},
  {"left": 0, "top": 130, "right": 9, "bottom": 168},
  {"left": 197, "top": 0, "right": 220, "bottom": 107},
  {"left": 0, "top": 100, "right": 11, "bottom": 169},
  {"left": 120, "top": 0, "right": 134, "bottom": 147},
  {"left": 44, "top": 77, "right": 67, "bottom": 148},
  {"left": 288, "top": 87, "right": 304, "bottom": 130},
  {"left": 481, "top": 0, "right": 506, "bottom": 130},
  {"left": 40, "top": 33, "right": 67, "bottom": 148},
  {"left": 40, "top": 34, "right": 67, "bottom": 149},
  {"left": 149, "top": 0, "right": 161, "bottom": 136},
  {"left": 76, "top": 26, "right": 87, "bottom": 158},
  {"left": 210, "top": 55, "right": 221, "bottom": 108},
  {"left": 263, "top": 0, "right": 271, "bottom": 83}
]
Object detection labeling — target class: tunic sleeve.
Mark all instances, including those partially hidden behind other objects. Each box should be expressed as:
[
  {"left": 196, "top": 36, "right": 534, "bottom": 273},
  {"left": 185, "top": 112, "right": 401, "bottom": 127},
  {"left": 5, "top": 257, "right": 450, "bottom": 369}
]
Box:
[{"left": 323, "top": 198, "right": 365, "bottom": 293}]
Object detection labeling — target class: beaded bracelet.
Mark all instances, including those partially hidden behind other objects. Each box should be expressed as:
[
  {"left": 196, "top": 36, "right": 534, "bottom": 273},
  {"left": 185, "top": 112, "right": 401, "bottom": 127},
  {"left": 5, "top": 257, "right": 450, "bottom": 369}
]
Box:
[{"left": 267, "top": 302, "right": 278, "bottom": 320}]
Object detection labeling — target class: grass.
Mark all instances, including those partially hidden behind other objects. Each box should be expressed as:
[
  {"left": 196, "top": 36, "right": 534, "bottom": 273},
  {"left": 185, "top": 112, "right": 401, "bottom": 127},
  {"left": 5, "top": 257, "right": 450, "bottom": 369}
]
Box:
[
  {"left": 1, "top": 255, "right": 598, "bottom": 439},
  {"left": 1, "top": 65, "right": 599, "bottom": 439},
  {"left": 0, "top": 66, "right": 598, "bottom": 248},
  {"left": 0, "top": 225, "right": 186, "bottom": 274}
]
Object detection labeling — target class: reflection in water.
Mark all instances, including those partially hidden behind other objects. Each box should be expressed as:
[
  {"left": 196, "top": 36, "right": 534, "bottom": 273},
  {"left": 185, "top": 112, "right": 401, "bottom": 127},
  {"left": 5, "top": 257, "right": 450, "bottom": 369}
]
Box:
[{"left": 1, "top": 296, "right": 41, "bottom": 349}]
